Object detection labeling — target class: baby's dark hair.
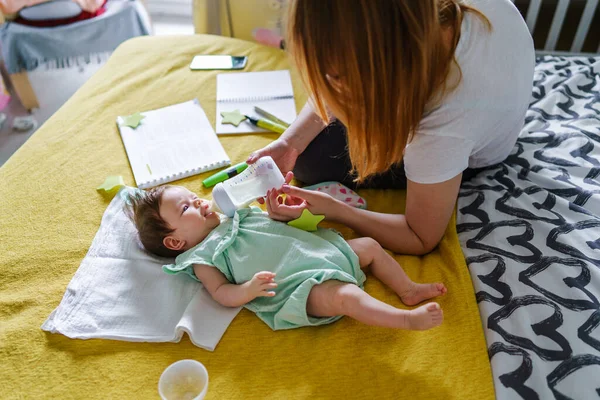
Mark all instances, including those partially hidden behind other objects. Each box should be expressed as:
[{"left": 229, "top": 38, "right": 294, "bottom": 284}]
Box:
[{"left": 125, "top": 185, "right": 182, "bottom": 258}]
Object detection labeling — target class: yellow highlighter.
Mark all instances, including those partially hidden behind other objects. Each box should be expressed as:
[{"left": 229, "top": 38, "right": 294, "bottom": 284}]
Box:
[
  {"left": 245, "top": 115, "right": 287, "bottom": 134},
  {"left": 254, "top": 106, "right": 291, "bottom": 128}
]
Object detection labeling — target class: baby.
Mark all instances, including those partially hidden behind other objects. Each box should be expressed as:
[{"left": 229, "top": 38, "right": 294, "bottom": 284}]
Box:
[{"left": 127, "top": 185, "right": 446, "bottom": 331}]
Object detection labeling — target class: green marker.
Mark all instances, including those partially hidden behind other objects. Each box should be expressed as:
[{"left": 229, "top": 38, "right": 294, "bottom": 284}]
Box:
[
  {"left": 245, "top": 115, "right": 287, "bottom": 134},
  {"left": 202, "top": 162, "right": 248, "bottom": 187}
]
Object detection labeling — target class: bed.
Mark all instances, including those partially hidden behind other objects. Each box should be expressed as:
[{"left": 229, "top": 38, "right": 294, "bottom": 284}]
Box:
[
  {"left": 455, "top": 1, "right": 600, "bottom": 398},
  {"left": 0, "top": 35, "right": 494, "bottom": 399},
  {"left": 457, "top": 55, "right": 600, "bottom": 399}
]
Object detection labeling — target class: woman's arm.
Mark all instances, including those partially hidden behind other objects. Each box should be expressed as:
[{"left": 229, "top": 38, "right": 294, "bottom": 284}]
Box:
[
  {"left": 280, "top": 101, "right": 328, "bottom": 154},
  {"left": 334, "top": 175, "right": 463, "bottom": 254},
  {"left": 193, "top": 265, "right": 277, "bottom": 308},
  {"left": 247, "top": 101, "right": 327, "bottom": 172},
  {"left": 271, "top": 173, "right": 462, "bottom": 255}
]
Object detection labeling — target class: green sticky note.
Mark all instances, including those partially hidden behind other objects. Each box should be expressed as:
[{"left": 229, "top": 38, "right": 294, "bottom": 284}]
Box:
[
  {"left": 287, "top": 209, "right": 325, "bottom": 232},
  {"left": 97, "top": 175, "right": 125, "bottom": 193},
  {"left": 220, "top": 109, "right": 247, "bottom": 126},
  {"left": 121, "top": 112, "right": 145, "bottom": 129}
]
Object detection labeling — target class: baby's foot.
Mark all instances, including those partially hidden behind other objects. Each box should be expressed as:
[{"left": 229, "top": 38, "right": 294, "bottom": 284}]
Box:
[
  {"left": 400, "top": 282, "right": 447, "bottom": 306},
  {"left": 407, "top": 303, "right": 444, "bottom": 330}
]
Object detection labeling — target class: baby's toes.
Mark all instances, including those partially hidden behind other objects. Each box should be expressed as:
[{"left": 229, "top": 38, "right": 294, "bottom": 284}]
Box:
[
  {"left": 426, "top": 302, "right": 440, "bottom": 312},
  {"left": 436, "top": 283, "right": 447, "bottom": 295}
]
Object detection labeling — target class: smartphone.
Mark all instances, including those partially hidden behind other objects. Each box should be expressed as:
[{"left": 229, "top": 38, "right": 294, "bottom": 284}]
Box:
[{"left": 189, "top": 55, "right": 248, "bottom": 70}]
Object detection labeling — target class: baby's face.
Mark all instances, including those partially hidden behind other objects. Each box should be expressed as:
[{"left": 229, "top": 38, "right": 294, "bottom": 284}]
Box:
[{"left": 160, "top": 186, "right": 221, "bottom": 250}]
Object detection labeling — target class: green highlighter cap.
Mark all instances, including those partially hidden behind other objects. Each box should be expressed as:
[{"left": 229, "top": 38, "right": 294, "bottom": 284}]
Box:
[{"left": 203, "top": 162, "right": 249, "bottom": 187}]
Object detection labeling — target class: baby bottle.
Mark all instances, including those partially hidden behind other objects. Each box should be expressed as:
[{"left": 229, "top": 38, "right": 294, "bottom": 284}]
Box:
[{"left": 209, "top": 156, "right": 285, "bottom": 217}]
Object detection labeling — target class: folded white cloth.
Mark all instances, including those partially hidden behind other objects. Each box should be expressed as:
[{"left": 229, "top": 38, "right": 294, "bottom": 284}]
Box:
[{"left": 42, "top": 187, "right": 241, "bottom": 351}]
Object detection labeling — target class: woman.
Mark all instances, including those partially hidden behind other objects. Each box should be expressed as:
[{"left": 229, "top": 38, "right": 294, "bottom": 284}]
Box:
[{"left": 249, "top": 0, "right": 535, "bottom": 255}]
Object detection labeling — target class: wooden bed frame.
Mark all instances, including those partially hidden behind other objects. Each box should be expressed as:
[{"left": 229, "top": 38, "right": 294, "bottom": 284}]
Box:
[{"left": 512, "top": 0, "right": 600, "bottom": 55}]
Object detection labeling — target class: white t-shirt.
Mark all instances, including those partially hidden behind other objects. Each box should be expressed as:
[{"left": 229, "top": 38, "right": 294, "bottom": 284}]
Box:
[{"left": 403, "top": 0, "right": 535, "bottom": 184}]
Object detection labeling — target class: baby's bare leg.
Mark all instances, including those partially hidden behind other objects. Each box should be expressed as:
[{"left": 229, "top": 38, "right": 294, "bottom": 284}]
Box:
[
  {"left": 348, "top": 237, "right": 447, "bottom": 306},
  {"left": 307, "top": 280, "right": 443, "bottom": 330}
]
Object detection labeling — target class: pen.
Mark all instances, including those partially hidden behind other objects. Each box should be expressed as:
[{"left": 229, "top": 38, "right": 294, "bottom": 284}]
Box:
[
  {"left": 245, "top": 115, "right": 287, "bottom": 134},
  {"left": 253, "top": 106, "right": 291, "bottom": 128},
  {"left": 202, "top": 161, "right": 248, "bottom": 187}
]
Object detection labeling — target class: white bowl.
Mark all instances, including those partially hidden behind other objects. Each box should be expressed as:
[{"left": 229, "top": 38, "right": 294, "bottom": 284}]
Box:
[{"left": 158, "top": 359, "right": 209, "bottom": 400}]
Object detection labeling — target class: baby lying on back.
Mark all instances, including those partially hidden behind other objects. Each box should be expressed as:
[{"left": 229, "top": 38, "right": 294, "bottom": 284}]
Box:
[{"left": 127, "top": 185, "right": 446, "bottom": 331}]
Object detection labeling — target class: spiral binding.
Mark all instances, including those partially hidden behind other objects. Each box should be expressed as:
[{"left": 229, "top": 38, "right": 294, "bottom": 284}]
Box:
[
  {"left": 138, "top": 160, "right": 230, "bottom": 189},
  {"left": 217, "top": 94, "right": 294, "bottom": 103}
]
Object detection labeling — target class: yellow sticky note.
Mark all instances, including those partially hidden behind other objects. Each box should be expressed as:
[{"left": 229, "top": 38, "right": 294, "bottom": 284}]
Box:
[
  {"left": 97, "top": 175, "right": 125, "bottom": 193},
  {"left": 121, "top": 112, "right": 145, "bottom": 128},
  {"left": 220, "top": 109, "right": 247, "bottom": 126},
  {"left": 287, "top": 209, "right": 325, "bottom": 232}
]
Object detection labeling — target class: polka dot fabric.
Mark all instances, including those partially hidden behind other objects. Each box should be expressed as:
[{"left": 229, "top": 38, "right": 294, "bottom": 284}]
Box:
[{"left": 303, "top": 181, "right": 367, "bottom": 209}]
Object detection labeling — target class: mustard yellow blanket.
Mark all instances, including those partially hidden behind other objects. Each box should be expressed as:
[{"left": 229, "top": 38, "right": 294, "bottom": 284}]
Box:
[{"left": 0, "top": 35, "right": 494, "bottom": 399}]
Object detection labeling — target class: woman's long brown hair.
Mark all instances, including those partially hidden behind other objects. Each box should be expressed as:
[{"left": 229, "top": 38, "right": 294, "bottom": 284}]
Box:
[{"left": 287, "top": 0, "right": 491, "bottom": 182}]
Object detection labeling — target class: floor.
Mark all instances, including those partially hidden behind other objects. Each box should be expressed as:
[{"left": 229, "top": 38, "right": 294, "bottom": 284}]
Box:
[
  {"left": 0, "top": 86, "right": 31, "bottom": 167},
  {"left": 0, "top": 15, "right": 194, "bottom": 167}
]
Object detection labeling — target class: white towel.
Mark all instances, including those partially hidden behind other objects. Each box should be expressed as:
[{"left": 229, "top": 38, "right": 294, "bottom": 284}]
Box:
[{"left": 41, "top": 187, "right": 241, "bottom": 351}]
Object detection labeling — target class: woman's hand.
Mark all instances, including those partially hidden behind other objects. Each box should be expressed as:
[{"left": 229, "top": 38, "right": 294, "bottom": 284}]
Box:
[
  {"left": 265, "top": 188, "right": 306, "bottom": 221},
  {"left": 265, "top": 182, "right": 346, "bottom": 222},
  {"left": 247, "top": 138, "right": 300, "bottom": 174},
  {"left": 257, "top": 170, "right": 294, "bottom": 206}
]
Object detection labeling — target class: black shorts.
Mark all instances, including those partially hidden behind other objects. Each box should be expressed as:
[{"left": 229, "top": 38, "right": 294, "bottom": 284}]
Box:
[{"left": 293, "top": 121, "right": 484, "bottom": 190}]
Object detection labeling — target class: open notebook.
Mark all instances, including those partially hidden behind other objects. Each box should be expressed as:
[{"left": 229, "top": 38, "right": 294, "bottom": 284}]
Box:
[
  {"left": 116, "top": 99, "right": 230, "bottom": 189},
  {"left": 216, "top": 70, "right": 297, "bottom": 134}
]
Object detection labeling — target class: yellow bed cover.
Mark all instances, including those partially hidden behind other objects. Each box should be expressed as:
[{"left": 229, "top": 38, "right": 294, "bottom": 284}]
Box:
[{"left": 0, "top": 35, "right": 494, "bottom": 399}]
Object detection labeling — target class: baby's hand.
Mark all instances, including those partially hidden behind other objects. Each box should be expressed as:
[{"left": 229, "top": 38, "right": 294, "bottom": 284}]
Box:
[{"left": 246, "top": 271, "right": 277, "bottom": 299}]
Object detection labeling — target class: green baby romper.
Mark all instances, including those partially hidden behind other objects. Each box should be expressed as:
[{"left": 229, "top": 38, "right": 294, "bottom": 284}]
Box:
[{"left": 163, "top": 207, "right": 366, "bottom": 330}]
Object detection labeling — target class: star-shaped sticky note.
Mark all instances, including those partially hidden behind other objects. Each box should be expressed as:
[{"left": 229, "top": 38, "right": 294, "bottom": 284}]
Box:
[
  {"left": 220, "top": 109, "right": 247, "bottom": 126},
  {"left": 97, "top": 175, "right": 125, "bottom": 193},
  {"left": 121, "top": 112, "right": 145, "bottom": 129},
  {"left": 287, "top": 209, "right": 325, "bottom": 232}
]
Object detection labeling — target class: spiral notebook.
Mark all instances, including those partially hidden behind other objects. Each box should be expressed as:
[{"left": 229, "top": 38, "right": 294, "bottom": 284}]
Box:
[
  {"left": 116, "top": 99, "right": 230, "bottom": 189},
  {"left": 216, "top": 70, "right": 297, "bottom": 134}
]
